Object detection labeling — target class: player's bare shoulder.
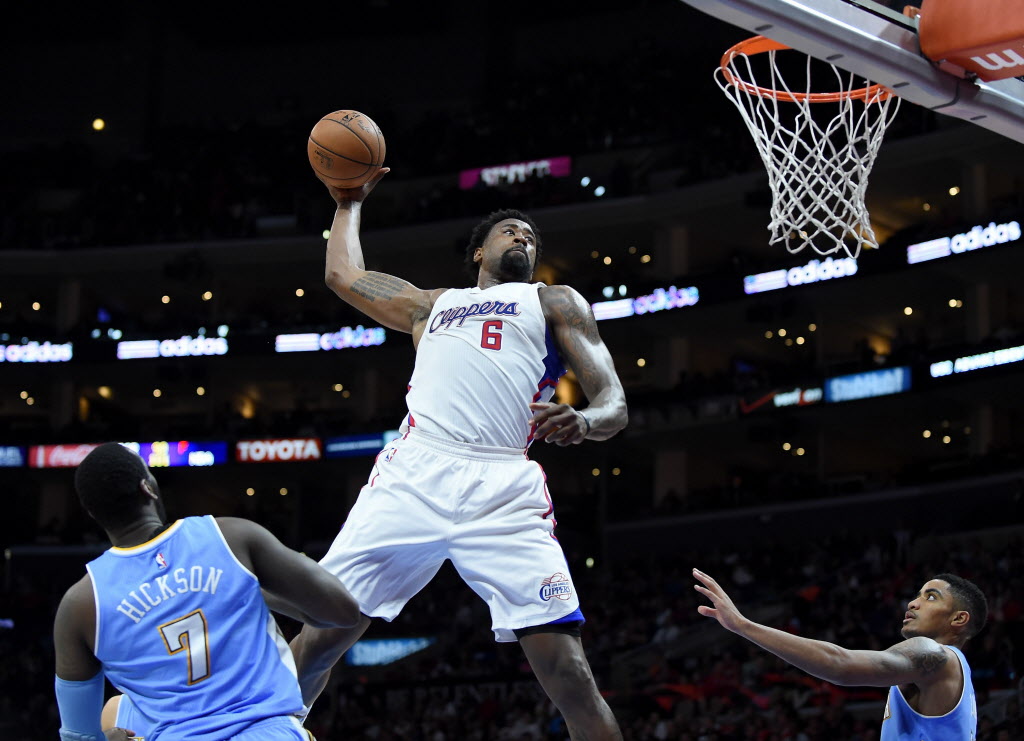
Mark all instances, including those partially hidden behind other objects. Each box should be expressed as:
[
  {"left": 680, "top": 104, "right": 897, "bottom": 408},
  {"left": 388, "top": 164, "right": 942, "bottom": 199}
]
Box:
[
  {"left": 410, "top": 287, "right": 450, "bottom": 346},
  {"left": 886, "top": 636, "right": 952, "bottom": 678},
  {"left": 54, "top": 573, "right": 98, "bottom": 667},
  {"left": 415, "top": 287, "right": 449, "bottom": 323},
  {"left": 538, "top": 284, "right": 598, "bottom": 338},
  {"left": 58, "top": 573, "right": 95, "bottom": 613}
]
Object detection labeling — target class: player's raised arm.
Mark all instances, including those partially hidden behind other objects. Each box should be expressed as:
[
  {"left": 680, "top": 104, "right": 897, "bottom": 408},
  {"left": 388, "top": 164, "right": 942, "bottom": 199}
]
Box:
[
  {"left": 320, "top": 171, "right": 442, "bottom": 335},
  {"left": 693, "top": 568, "right": 954, "bottom": 688},
  {"left": 534, "top": 284, "right": 628, "bottom": 444}
]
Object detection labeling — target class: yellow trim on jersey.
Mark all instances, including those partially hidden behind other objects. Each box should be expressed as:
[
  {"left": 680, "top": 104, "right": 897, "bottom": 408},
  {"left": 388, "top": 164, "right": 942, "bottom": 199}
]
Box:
[{"left": 109, "top": 519, "right": 185, "bottom": 553}]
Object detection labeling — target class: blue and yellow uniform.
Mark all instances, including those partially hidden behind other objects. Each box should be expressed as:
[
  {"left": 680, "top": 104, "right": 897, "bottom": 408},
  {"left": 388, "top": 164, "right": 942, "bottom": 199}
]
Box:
[
  {"left": 881, "top": 645, "right": 976, "bottom": 740},
  {"left": 86, "top": 516, "right": 306, "bottom": 740}
]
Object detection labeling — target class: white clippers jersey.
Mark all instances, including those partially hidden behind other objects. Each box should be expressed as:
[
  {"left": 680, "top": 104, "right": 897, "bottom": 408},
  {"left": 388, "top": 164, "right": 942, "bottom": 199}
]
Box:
[{"left": 400, "top": 282, "right": 566, "bottom": 449}]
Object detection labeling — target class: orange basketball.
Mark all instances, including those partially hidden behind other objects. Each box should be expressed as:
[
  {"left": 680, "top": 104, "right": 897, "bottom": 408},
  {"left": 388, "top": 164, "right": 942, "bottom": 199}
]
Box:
[{"left": 307, "top": 110, "right": 386, "bottom": 188}]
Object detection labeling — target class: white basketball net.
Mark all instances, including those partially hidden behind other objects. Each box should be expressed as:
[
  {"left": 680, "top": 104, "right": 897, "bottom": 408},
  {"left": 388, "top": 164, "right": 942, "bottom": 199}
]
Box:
[{"left": 716, "top": 46, "right": 901, "bottom": 258}]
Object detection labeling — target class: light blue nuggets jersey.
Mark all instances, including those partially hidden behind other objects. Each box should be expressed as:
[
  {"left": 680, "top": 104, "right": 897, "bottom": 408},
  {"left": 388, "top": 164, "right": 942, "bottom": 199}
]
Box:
[
  {"left": 881, "top": 646, "right": 976, "bottom": 740},
  {"left": 403, "top": 282, "right": 566, "bottom": 449},
  {"left": 86, "top": 516, "right": 303, "bottom": 740}
]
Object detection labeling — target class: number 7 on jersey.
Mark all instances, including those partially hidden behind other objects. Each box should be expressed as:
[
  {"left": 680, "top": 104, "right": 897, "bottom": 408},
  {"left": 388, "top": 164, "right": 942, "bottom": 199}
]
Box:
[{"left": 158, "top": 609, "right": 211, "bottom": 685}]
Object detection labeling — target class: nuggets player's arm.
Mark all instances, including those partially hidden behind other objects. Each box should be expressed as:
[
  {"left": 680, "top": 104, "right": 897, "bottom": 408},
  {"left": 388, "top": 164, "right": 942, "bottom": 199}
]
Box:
[
  {"left": 321, "top": 172, "right": 445, "bottom": 339},
  {"left": 539, "top": 285, "right": 628, "bottom": 441},
  {"left": 54, "top": 576, "right": 101, "bottom": 681},
  {"left": 216, "top": 517, "right": 361, "bottom": 629},
  {"left": 730, "top": 629, "right": 953, "bottom": 688},
  {"left": 695, "top": 569, "right": 955, "bottom": 688}
]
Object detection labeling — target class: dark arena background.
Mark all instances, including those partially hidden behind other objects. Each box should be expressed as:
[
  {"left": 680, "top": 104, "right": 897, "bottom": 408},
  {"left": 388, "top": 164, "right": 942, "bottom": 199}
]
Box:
[{"left": 3, "top": 1, "right": 1024, "bottom": 739}]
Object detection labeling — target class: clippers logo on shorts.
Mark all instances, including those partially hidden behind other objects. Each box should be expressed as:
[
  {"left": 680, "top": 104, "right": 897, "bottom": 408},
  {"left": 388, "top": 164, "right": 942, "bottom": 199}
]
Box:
[
  {"left": 539, "top": 573, "right": 572, "bottom": 601},
  {"left": 155, "top": 553, "right": 168, "bottom": 570},
  {"left": 429, "top": 301, "right": 521, "bottom": 333}
]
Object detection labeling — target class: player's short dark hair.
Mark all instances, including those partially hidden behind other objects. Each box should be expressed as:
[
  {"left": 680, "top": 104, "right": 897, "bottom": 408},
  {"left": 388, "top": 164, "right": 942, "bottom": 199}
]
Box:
[
  {"left": 463, "top": 209, "right": 542, "bottom": 284},
  {"left": 935, "top": 573, "right": 988, "bottom": 639},
  {"left": 74, "top": 443, "right": 151, "bottom": 530}
]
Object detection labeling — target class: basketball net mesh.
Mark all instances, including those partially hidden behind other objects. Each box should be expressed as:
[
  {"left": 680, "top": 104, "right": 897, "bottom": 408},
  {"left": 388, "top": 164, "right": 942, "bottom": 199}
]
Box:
[{"left": 716, "top": 47, "right": 901, "bottom": 258}]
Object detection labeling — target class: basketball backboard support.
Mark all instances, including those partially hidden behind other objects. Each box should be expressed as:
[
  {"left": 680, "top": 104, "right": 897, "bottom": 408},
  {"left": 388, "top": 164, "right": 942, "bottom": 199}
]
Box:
[{"left": 679, "top": 0, "right": 1024, "bottom": 145}]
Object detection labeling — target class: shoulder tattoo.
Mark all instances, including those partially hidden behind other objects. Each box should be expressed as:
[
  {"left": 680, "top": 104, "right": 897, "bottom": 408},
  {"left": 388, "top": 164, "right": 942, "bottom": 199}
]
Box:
[
  {"left": 892, "top": 640, "right": 949, "bottom": 675},
  {"left": 547, "top": 287, "right": 599, "bottom": 342},
  {"left": 545, "top": 287, "right": 605, "bottom": 388}
]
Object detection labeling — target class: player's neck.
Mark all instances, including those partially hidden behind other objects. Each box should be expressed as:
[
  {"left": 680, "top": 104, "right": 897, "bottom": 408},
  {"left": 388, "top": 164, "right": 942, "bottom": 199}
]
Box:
[
  {"left": 107, "top": 514, "right": 168, "bottom": 548},
  {"left": 477, "top": 274, "right": 504, "bottom": 290},
  {"left": 932, "top": 634, "right": 965, "bottom": 650},
  {"left": 478, "top": 275, "right": 530, "bottom": 290}
]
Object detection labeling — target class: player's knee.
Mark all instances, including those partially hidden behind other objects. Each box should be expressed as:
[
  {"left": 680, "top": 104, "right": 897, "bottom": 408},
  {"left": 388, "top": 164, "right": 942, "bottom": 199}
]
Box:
[{"left": 541, "top": 651, "right": 599, "bottom": 708}]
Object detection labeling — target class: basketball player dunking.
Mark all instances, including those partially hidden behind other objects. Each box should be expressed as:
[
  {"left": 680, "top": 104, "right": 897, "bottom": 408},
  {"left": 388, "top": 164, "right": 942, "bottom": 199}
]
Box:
[
  {"left": 291, "top": 168, "right": 627, "bottom": 739},
  {"left": 694, "top": 569, "right": 986, "bottom": 740}
]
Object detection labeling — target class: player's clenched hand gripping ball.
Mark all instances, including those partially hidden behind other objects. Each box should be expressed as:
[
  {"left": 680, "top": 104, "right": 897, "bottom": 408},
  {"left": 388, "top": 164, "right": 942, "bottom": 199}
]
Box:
[{"left": 307, "top": 110, "right": 386, "bottom": 188}]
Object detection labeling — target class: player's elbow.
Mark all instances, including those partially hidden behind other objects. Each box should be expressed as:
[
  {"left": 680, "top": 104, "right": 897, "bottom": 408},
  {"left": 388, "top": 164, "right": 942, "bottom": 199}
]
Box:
[
  {"left": 336, "top": 593, "right": 362, "bottom": 628},
  {"left": 826, "top": 664, "right": 858, "bottom": 686},
  {"left": 822, "top": 646, "right": 873, "bottom": 686},
  {"left": 615, "top": 400, "right": 629, "bottom": 433},
  {"left": 318, "top": 590, "right": 361, "bottom": 629},
  {"left": 604, "top": 399, "right": 629, "bottom": 438},
  {"left": 587, "top": 405, "right": 628, "bottom": 441},
  {"left": 325, "top": 268, "right": 346, "bottom": 296}
]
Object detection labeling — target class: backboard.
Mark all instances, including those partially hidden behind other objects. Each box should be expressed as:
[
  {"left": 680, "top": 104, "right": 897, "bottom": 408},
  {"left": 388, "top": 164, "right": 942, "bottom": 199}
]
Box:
[{"left": 679, "top": 0, "right": 1024, "bottom": 144}]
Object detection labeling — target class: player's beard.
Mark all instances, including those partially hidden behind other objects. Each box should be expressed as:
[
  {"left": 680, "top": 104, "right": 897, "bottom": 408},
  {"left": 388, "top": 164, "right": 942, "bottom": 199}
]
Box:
[
  {"left": 900, "top": 621, "right": 922, "bottom": 640},
  {"left": 498, "top": 249, "right": 533, "bottom": 283}
]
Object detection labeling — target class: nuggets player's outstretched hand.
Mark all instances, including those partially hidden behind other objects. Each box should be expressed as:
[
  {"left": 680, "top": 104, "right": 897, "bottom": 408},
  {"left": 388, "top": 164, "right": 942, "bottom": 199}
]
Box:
[
  {"left": 529, "top": 402, "right": 588, "bottom": 445},
  {"left": 694, "top": 568, "right": 748, "bottom": 633},
  {"left": 318, "top": 167, "right": 390, "bottom": 205}
]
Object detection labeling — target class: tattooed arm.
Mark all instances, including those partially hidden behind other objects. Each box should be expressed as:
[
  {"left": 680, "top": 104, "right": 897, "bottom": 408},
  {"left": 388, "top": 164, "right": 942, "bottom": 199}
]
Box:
[
  {"left": 694, "top": 569, "right": 954, "bottom": 688},
  {"left": 534, "top": 285, "right": 627, "bottom": 444},
  {"left": 320, "top": 169, "right": 443, "bottom": 336}
]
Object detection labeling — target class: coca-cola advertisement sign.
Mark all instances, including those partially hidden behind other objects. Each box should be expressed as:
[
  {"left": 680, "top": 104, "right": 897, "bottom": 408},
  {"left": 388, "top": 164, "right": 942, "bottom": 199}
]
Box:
[
  {"left": 29, "top": 444, "right": 101, "bottom": 468},
  {"left": 236, "top": 438, "right": 322, "bottom": 463}
]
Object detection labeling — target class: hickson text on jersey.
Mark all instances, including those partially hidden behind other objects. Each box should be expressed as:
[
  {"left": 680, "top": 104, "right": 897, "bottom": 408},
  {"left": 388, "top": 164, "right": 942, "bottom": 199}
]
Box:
[{"left": 114, "top": 565, "right": 224, "bottom": 623}]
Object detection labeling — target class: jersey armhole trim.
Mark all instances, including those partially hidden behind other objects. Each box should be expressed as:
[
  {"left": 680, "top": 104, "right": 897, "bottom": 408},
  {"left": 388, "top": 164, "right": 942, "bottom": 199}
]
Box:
[
  {"left": 894, "top": 646, "right": 968, "bottom": 719},
  {"left": 208, "top": 516, "right": 259, "bottom": 582},
  {"left": 83, "top": 567, "right": 101, "bottom": 657}
]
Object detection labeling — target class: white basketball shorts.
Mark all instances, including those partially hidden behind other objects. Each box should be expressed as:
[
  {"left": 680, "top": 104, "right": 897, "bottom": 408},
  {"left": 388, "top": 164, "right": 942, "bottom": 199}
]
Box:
[{"left": 319, "top": 429, "right": 582, "bottom": 642}]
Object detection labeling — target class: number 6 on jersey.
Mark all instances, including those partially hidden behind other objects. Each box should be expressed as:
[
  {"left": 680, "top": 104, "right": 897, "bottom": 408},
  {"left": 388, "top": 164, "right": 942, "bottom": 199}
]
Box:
[{"left": 481, "top": 320, "right": 503, "bottom": 351}]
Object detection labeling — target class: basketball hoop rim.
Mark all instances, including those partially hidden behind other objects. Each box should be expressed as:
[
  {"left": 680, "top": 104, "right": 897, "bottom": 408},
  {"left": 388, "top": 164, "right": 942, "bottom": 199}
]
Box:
[{"left": 719, "top": 36, "right": 896, "bottom": 104}]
